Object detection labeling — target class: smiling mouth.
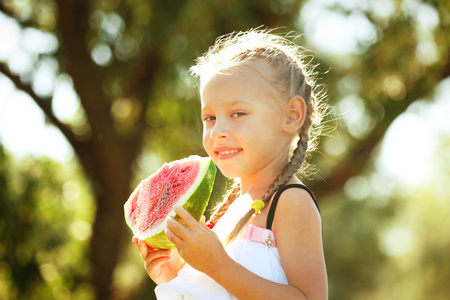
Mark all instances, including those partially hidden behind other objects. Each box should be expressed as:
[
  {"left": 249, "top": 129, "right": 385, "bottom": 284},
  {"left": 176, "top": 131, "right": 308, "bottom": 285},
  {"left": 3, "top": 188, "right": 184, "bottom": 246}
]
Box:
[{"left": 217, "top": 149, "right": 240, "bottom": 155}]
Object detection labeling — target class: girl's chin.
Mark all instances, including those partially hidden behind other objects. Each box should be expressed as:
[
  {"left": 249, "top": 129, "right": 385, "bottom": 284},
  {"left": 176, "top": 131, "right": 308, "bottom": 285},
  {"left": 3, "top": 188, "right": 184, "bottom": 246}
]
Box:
[
  {"left": 218, "top": 169, "right": 240, "bottom": 179},
  {"left": 215, "top": 165, "right": 242, "bottom": 179}
]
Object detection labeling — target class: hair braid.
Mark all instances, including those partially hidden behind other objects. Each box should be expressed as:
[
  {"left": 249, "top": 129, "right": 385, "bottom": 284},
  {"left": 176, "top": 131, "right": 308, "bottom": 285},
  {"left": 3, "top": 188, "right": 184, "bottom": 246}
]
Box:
[{"left": 209, "top": 183, "right": 240, "bottom": 224}]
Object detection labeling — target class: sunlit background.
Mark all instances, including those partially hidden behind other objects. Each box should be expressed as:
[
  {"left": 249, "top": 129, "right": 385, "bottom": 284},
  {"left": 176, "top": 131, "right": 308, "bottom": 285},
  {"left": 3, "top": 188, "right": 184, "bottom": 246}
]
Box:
[{"left": 0, "top": 0, "right": 449, "bottom": 299}]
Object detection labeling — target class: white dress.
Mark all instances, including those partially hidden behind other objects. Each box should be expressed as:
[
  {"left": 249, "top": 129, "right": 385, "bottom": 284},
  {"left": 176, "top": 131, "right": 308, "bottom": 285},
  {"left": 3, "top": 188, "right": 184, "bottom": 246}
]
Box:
[{"left": 155, "top": 193, "right": 288, "bottom": 300}]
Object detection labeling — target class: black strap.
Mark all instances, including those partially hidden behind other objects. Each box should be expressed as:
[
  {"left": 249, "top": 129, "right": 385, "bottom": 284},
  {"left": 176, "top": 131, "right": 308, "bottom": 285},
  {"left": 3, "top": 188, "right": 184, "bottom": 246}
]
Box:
[{"left": 266, "top": 184, "right": 320, "bottom": 230}]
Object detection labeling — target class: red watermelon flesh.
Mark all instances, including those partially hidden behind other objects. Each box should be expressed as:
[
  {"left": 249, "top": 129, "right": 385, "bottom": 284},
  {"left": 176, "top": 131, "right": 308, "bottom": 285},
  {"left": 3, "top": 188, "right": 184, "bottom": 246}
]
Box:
[
  {"left": 124, "top": 156, "right": 216, "bottom": 249},
  {"left": 130, "top": 162, "right": 199, "bottom": 231}
]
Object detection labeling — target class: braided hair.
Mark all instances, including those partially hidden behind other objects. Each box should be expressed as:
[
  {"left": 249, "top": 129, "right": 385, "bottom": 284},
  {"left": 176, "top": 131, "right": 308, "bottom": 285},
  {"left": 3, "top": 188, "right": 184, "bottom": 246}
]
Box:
[{"left": 191, "top": 29, "right": 326, "bottom": 245}]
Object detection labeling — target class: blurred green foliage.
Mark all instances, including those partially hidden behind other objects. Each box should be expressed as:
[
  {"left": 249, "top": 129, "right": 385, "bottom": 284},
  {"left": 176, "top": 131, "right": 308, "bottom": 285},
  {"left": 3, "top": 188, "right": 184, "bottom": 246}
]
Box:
[
  {"left": 322, "top": 134, "right": 450, "bottom": 300},
  {"left": 0, "top": 145, "right": 96, "bottom": 300}
]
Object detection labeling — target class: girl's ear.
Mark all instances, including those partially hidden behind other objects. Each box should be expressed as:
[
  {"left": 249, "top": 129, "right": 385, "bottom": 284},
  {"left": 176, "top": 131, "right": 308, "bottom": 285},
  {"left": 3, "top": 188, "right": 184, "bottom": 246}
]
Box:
[{"left": 284, "top": 95, "right": 306, "bottom": 134}]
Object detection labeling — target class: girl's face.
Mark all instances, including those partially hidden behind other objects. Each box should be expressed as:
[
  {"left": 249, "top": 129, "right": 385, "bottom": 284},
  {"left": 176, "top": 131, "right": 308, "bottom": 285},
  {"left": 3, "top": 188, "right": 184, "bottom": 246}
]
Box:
[{"left": 200, "top": 66, "right": 294, "bottom": 181}]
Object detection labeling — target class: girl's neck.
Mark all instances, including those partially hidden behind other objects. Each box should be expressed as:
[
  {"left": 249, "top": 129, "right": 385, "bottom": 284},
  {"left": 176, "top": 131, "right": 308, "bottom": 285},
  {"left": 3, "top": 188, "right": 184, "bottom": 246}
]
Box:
[
  {"left": 239, "top": 161, "right": 287, "bottom": 199},
  {"left": 240, "top": 179, "right": 274, "bottom": 200}
]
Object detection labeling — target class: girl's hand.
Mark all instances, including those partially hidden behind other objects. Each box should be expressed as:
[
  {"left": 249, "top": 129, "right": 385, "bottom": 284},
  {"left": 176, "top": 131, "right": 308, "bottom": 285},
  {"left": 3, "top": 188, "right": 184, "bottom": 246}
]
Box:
[
  {"left": 165, "top": 207, "right": 229, "bottom": 275},
  {"left": 132, "top": 236, "right": 184, "bottom": 285}
]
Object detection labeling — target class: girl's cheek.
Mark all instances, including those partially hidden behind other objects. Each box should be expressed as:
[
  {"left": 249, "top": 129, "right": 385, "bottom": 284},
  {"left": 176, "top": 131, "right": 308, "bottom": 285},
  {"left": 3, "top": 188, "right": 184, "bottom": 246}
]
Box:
[
  {"left": 202, "top": 138, "right": 212, "bottom": 156},
  {"left": 202, "top": 130, "right": 212, "bottom": 144}
]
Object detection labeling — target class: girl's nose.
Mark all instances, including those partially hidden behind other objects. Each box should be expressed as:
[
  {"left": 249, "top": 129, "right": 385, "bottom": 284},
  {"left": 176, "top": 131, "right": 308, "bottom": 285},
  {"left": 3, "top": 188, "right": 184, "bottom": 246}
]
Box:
[{"left": 210, "top": 119, "right": 230, "bottom": 140}]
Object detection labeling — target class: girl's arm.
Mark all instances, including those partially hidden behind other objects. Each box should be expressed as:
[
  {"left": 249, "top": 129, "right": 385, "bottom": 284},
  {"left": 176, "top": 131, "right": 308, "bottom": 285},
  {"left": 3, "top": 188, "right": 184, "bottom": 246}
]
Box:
[
  {"left": 166, "top": 194, "right": 327, "bottom": 300},
  {"left": 272, "top": 187, "right": 328, "bottom": 300}
]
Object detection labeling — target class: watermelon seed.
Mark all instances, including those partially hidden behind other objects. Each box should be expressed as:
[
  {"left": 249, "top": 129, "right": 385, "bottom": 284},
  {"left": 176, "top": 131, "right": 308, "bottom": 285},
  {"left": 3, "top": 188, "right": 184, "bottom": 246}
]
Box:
[
  {"left": 181, "top": 169, "right": 185, "bottom": 173},
  {"left": 176, "top": 183, "right": 180, "bottom": 186}
]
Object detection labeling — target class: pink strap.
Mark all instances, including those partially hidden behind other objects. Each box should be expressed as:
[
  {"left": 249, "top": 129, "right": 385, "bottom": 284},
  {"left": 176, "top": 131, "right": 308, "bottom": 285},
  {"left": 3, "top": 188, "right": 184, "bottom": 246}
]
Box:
[{"left": 243, "top": 224, "right": 277, "bottom": 248}]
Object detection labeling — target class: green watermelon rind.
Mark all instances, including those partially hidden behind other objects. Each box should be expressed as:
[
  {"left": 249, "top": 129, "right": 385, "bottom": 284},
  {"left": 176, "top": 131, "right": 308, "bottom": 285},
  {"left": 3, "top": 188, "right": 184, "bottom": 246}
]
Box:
[{"left": 126, "top": 156, "right": 216, "bottom": 250}]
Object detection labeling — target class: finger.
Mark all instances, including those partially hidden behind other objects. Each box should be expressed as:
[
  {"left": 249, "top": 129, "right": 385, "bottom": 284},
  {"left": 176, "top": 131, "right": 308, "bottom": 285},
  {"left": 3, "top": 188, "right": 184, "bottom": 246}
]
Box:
[
  {"left": 134, "top": 239, "right": 150, "bottom": 258},
  {"left": 165, "top": 223, "right": 185, "bottom": 247},
  {"left": 166, "top": 217, "right": 191, "bottom": 239},
  {"left": 145, "top": 250, "right": 172, "bottom": 269},
  {"left": 199, "top": 216, "right": 210, "bottom": 230},
  {"left": 146, "top": 249, "right": 173, "bottom": 265},
  {"left": 132, "top": 236, "right": 149, "bottom": 257},
  {"left": 138, "top": 239, "right": 156, "bottom": 258},
  {"left": 132, "top": 236, "right": 139, "bottom": 249},
  {"left": 146, "top": 254, "right": 173, "bottom": 275},
  {"left": 174, "top": 206, "right": 199, "bottom": 230}
]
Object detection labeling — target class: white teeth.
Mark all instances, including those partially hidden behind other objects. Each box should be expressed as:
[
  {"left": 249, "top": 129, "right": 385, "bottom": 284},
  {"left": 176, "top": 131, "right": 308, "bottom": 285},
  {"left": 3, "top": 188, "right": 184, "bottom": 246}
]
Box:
[{"left": 218, "top": 149, "right": 239, "bottom": 155}]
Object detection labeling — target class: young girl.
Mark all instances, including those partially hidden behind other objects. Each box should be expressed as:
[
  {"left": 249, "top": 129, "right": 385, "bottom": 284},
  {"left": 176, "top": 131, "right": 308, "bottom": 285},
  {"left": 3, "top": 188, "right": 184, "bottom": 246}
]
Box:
[{"left": 133, "top": 29, "right": 328, "bottom": 300}]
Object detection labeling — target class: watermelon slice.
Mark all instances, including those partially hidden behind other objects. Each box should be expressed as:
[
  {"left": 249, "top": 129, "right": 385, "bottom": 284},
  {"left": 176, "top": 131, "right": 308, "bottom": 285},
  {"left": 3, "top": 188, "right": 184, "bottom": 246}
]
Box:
[{"left": 124, "top": 156, "right": 216, "bottom": 249}]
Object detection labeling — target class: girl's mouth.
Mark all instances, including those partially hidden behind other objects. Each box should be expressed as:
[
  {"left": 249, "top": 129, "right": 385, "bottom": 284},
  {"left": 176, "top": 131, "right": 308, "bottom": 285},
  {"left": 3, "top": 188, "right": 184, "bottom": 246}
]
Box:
[
  {"left": 215, "top": 148, "right": 242, "bottom": 159},
  {"left": 217, "top": 149, "right": 240, "bottom": 155}
]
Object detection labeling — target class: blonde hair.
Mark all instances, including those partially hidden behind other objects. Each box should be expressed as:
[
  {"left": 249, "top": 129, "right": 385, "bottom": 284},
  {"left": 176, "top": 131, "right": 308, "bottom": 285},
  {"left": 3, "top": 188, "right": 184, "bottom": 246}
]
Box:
[{"left": 191, "top": 29, "right": 328, "bottom": 245}]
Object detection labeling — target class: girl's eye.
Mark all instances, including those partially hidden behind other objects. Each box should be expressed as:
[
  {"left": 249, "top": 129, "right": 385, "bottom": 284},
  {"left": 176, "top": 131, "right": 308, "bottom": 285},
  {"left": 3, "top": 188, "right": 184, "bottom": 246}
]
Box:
[
  {"left": 231, "top": 112, "right": 246, "bottom": 118},
  {"left": 202, "top": 116, "right": 216, "bottom": 122}
]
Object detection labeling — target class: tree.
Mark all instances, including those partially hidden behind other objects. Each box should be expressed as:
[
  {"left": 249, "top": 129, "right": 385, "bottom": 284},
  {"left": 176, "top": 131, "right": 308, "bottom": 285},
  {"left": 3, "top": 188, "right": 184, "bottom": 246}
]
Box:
[
  {"left": 0, "top": 0, "right": 448, "bottom": 299},
  {"left": 0, "top": 1, "right": 305, "bottom": 298}
]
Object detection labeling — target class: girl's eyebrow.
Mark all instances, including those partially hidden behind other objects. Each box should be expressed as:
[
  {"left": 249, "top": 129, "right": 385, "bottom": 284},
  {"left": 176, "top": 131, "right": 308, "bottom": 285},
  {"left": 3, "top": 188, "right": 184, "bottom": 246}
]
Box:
[
  {"left": 231, "top": 99, "right": 249, "bottom": 104},
  {"left": 228, "top": 99, "right": 252, "bottom": 106},
  {"left": 202, "top": 99, "right": 251, "bottom": 111}
]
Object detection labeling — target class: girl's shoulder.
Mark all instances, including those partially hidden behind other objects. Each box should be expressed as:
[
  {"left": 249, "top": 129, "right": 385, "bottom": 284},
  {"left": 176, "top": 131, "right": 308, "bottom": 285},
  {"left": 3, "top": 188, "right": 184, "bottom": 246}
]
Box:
[
  {"left": 275, "top": 184, "right": 318, "bottom": 210},
  {"left": 271, "top": 183, "right": 322, "bottom": 239},
  {"left": 274, "top": 179, "right": 319, "bottom": 213}
]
